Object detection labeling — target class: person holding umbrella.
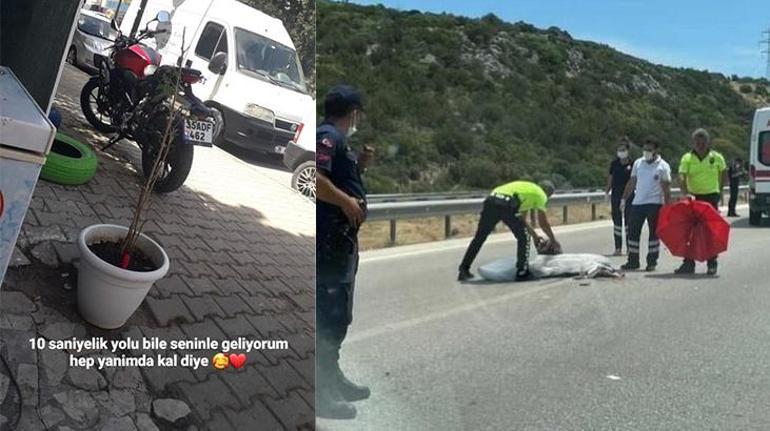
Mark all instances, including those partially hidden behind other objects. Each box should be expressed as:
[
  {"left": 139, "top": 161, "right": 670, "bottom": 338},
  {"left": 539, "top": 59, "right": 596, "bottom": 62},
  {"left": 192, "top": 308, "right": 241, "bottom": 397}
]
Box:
[
  {"left": 675, "top": 128, "right": 727, "bottom": 275},
  {"left": 620, "top": 138, "right": 672, "bottom": 271}
]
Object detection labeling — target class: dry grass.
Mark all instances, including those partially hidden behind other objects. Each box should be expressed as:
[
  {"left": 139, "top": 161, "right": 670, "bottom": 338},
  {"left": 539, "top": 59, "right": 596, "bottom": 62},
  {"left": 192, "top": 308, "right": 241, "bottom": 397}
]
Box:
[{"left": 360, "top": 203, "right": 614, "bottom": 250}]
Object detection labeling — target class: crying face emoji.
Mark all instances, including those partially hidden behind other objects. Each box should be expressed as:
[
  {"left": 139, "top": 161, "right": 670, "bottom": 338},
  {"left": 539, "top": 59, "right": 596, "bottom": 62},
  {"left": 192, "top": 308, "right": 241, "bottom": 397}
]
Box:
[{"left": 212, "top": 353, "right": 229, "bottom": 370}]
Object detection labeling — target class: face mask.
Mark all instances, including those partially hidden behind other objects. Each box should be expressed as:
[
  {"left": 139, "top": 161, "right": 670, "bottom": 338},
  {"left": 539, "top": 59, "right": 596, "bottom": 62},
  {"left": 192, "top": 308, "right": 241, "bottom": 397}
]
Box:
[
  {"left": 643, "top": 151, "right": 654, "bottom": 161},
  {"left": 617, "top": 151, "right": 628, "bottom": 159},
  {"left": 346, "top": 111, "right": 358, "bottom": 138},
  {"left": 346, "top": 124, "right": 357, "bottom": 138}
]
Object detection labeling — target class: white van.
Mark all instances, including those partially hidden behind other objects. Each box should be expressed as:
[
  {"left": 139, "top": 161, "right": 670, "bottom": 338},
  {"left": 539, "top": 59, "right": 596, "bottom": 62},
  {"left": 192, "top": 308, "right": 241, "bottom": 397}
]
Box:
[
  {"left": 749, "top": 106, "right": 770, "bottom": 225},
  {"left": 120, "top": 0, "right": 315, "bottom": 159}
]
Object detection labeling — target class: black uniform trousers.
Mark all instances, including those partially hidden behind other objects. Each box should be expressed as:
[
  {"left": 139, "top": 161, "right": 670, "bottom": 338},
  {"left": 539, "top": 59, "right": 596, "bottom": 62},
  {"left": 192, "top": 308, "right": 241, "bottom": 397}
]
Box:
[
  {"left": 316, "top": 224, "right": 359, "bottom": 385},
  {"left": 684, "top": 193, "right": 720, "bottom": 266},
  {"left": 611, "top": 194, "right": 632, "bottom": 251},
  {"left": 627, "top": 204, "right": 662, "bottom": 266},
  {"left": 460, "top": 195, "right": 530, "bottom": 273},
  {"left": 728, "top": 182, "right": 739, "bottom": 215}
]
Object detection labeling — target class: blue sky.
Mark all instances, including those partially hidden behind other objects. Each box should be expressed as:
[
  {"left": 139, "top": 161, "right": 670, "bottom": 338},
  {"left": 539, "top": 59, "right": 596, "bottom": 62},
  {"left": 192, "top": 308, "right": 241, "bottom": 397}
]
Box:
[{"left": 351, "top": 0, "right": 770, "bottom": 78}]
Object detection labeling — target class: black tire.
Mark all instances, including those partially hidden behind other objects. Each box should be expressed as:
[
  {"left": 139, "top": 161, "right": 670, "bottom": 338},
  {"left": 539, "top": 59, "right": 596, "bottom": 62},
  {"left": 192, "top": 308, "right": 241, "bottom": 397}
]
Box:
[
  {"left": 80, "top": 78, "right": 115, "bottom": 133},
  {"left": 67, "top": 47, "right": 77, "bottom": 66},
  {"left": 141, "top": 139, "right": 194, "bottom": 193},
  {"left": 749, "top": 209, "right": 762, "bottom": 226},
  {"left": 291, "top": 160, "right": 315, "bottom": 200},
  {"left": 40, "top": 132, "right": 98, "bottom": 185}
]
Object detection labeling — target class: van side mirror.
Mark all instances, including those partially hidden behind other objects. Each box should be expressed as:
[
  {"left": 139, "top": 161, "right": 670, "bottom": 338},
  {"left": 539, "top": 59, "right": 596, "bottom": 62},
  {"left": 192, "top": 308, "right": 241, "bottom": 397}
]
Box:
[{"left": 208, "top": 52, "right": 227, "bottom": 75}]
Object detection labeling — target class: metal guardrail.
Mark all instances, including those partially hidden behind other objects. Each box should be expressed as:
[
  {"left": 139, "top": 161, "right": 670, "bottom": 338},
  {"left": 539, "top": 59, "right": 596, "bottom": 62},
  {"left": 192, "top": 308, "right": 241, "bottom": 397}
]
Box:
[
  {"left": 367, "top": 186, "right": 749, "bottom": 245},
  {"left": 367, "top": 189, "right": 602, "bottom": 203}
]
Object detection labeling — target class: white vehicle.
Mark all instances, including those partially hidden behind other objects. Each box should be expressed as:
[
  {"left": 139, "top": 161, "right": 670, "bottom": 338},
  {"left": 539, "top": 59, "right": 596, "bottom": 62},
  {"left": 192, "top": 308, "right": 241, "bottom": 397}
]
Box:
[
  {"left": 120, "top": 0, "right": 315, "bottom": 159},
  {"left": 748, "top": 106, "right": 770, "bottom": 225}
]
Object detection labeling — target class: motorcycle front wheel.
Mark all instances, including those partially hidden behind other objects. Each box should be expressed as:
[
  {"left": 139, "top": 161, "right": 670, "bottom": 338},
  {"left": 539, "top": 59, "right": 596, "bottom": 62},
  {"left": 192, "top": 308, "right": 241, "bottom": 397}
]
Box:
[
  {"left": 80, "top": 78, "right": 116, "bottom": 133},
  {"left": 141, "top": 137, "right": 194, "bottom": 194}
]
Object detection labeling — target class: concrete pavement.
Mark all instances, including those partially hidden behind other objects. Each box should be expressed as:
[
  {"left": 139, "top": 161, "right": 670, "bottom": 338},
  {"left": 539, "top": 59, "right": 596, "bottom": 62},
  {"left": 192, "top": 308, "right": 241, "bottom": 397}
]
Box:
[
  {"left": 318, "top": 208, "right": 770, "bottom": 431},
  {"left": 1, "top": 64, "right": 314, "bottom": 430}
]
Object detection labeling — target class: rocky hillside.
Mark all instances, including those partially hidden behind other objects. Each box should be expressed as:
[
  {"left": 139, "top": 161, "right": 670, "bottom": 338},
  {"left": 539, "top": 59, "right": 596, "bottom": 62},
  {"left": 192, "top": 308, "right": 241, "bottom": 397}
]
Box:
[{"left": 317, "top": 0, "right": 770, "bottom": 192}]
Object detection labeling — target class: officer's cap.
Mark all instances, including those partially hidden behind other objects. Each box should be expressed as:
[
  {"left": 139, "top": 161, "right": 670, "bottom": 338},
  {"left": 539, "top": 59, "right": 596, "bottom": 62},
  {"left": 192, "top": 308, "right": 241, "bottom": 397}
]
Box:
[{"left": 324, "top": 84, "right": 364, "bottom": 117}]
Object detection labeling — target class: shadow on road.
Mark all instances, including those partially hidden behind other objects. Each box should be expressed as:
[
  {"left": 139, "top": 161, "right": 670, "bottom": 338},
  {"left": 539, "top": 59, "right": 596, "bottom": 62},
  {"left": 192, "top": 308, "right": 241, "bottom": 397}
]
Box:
[
  {"left": 729, "top": 217, "right": 770, "bottom": 229},
  {"left": 460, "top": 278, "right": 511, "bottom": 286},
  {"left": 644, "top": 273, "right": 720, "bottom": 280}
]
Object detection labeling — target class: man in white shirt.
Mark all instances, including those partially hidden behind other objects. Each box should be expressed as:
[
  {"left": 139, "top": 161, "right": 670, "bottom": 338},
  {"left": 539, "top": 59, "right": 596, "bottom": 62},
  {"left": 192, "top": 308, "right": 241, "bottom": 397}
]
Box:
[{"left": 620, "top": 138, "right": 672, "bottom": 271}]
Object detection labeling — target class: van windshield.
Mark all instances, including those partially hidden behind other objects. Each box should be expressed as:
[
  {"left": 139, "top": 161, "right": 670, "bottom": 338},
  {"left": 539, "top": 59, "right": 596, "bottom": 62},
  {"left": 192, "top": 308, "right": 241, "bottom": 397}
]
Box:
[{"left": 235, "top": 28, "right": 307, "bottom": 94}]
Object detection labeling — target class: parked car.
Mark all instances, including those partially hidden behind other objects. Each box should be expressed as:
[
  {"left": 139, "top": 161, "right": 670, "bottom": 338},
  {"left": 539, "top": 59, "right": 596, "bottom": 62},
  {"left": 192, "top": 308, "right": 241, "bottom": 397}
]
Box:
[
  {"left": 68, "top": 10, "right": 117, "bottom": 72},
  {"left": 283, "top": 134, "right": 315, "bottom": 200},
  {"left": 120, "top": 0, "right": 315, "bottom": 158},
  {"left": 748, "top": 106, "right": 770, "bottom": 225}
]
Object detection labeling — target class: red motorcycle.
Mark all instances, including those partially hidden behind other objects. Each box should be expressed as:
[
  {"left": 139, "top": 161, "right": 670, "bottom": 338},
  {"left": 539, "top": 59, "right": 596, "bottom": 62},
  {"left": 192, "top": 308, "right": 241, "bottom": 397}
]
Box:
[{"left": 80, "top": 11, "right": 221, "bottom": 193}]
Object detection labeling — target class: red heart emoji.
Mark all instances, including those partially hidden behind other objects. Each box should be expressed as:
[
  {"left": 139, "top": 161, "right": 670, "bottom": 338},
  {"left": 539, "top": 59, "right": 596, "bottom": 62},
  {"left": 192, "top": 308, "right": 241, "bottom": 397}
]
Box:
[{"left": 228, "top": 353, "right": 246, "bottom": 369}]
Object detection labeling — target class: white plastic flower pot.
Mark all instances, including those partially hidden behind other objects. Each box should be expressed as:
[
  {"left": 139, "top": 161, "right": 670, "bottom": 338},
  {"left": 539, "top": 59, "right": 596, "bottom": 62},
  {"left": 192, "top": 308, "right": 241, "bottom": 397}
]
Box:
[{"left": 77, "top": 224, "right": 169, "bottom": 329}]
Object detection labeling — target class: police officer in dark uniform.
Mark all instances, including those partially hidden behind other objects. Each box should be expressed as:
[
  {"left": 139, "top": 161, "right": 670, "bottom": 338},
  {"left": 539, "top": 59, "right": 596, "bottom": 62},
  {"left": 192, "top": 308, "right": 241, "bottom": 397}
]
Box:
[
  {"left": 316, "top": 84, "right": 374, "bottom": 419},
  {"left": 727, "top": 157, "right": 745, "bottom": 217},
  {"left": 605, "top": 137, "right": 634, "bottom": 255}
]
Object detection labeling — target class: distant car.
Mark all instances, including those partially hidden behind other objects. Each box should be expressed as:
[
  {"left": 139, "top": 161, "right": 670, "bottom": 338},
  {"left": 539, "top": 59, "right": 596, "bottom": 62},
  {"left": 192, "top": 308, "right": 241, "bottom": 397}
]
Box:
[
  {"left": 67, "top": 10, "right": 117, "bottom": 72},
  {"left": 283, "top": 136, "right": 315, "bottom": 200}
]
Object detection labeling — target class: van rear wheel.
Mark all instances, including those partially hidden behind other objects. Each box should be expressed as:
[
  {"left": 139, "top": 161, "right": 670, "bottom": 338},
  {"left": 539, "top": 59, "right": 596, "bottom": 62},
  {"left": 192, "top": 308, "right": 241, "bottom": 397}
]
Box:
[{"left": 749, "top": 209, "right": 762, "bottom": 226}]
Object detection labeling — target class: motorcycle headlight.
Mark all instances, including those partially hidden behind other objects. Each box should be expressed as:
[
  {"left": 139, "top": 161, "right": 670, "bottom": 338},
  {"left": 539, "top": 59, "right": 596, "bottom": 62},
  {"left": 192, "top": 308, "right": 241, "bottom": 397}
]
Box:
[
  {"left": 144, "top": 64, "right": 158, "bottom": 76},
  {"left": 244, "top": 103, "right": 275, "bottom": 124}
]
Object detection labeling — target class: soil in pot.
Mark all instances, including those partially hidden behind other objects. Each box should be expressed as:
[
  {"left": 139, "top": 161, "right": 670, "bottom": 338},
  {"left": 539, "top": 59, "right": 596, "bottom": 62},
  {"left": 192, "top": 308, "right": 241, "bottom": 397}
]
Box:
[{"left": 88, "top": 241, "right": 157, "bottom": 272}]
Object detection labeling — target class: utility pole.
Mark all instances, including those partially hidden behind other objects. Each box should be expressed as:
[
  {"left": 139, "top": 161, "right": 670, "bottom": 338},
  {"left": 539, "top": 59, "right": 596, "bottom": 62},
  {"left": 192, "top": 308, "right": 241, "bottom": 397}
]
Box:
[{"left": 762, "top": 27, "right": 770, "bottom": 79}]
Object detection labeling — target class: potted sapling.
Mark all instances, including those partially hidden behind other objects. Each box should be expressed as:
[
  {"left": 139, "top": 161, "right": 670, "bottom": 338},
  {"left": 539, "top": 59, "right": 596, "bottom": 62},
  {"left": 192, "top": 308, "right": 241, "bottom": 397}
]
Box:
[{"left": 76, "top": 26, "right": 204, "bottom": 328}]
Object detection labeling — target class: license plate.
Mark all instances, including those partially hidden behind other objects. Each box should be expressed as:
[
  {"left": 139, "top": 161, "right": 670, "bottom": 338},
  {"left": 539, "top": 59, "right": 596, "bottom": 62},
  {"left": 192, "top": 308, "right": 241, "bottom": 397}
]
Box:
[
  {"left": 274, "top": 145, "right": 286, "bottom": 154},
  {"left": 184, "top": 119, "right": 214, "bottom": 145}
]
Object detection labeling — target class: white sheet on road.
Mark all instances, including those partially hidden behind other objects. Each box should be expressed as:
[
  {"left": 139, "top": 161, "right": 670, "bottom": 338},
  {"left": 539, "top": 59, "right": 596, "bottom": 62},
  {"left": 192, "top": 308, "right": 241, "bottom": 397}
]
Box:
[{"left": 478, "top": 253, "right": 621, "bottom": 281}]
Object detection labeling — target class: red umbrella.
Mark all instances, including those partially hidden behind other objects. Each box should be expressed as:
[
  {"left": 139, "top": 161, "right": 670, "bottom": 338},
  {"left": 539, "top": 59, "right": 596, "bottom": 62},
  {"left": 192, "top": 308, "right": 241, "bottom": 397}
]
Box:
[{"left": 656, "top": 199, "right": 730, "bottom": 262}]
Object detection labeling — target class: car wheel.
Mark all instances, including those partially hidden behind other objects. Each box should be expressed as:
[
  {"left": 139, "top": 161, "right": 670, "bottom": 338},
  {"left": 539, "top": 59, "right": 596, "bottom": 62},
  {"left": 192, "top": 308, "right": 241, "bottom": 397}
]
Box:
[
  {"left": 67, "top": 47, "right": 77, "bottom": 66},
  {"left": 291, "top": 160, "right": 315, "bottom": 201}
]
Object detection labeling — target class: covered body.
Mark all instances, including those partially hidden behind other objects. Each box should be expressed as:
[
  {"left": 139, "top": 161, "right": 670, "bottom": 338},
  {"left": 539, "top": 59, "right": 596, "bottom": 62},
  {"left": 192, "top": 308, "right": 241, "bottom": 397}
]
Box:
[{"left": 479, "top": 254, "right": 621, "bottom": 281}]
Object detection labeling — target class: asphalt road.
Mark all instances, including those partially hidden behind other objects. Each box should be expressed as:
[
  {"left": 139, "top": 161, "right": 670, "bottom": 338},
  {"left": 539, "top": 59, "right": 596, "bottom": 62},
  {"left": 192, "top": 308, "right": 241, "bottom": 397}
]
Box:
[{"left": 318, "top": 207, "right": 770, "bottom": 431}]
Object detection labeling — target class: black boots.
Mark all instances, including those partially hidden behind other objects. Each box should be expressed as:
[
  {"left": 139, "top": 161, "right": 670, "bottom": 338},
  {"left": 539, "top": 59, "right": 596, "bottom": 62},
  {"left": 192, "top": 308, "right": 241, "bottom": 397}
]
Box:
[
  {"left": 316, "top": 363, "right": 371, "bottom": 419},
  {"left": 335, "top": 367, "right": 371, "bottom": 401},
  {"left": 515, "top": 269, "right": 534, "bottom": 281},
  {"left": 457, "top": 267, "right": 474, "bottom": 281},
  {"left": 316, "top": 384, "right": 357, "bottom": 419},
  {"left": 316, "top": 368, "right": 357, "bottom": 419},
  {"left": 707, "top": 260, "right": 718, "bottom": 275},
  {"left": 674, "top": 261, "right": 695, "bottom": 274}
]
